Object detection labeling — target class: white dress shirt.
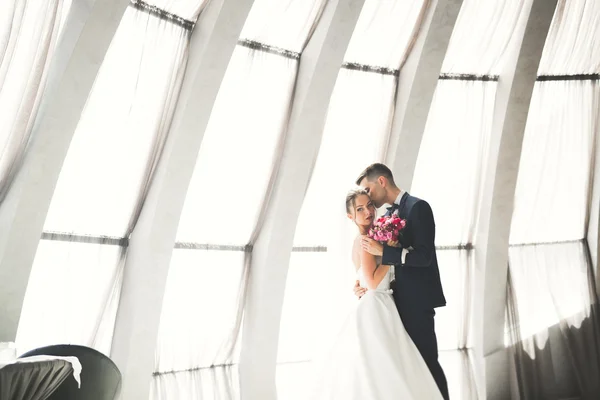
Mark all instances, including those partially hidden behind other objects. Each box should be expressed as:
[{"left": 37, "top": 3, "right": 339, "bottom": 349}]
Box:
[{"left": 394, "top": 190, "right": 404, "bottom": 206}]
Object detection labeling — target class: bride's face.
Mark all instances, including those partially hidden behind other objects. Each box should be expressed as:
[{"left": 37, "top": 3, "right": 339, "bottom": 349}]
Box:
[{"left": 349, "top": 194, "right": 375, "bottom": 228}]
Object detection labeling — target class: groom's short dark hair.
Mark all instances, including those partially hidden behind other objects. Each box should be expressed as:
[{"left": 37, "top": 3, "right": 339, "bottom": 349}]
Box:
[{"left": 356, "top": 163, "right": 396, "bottom": 186}]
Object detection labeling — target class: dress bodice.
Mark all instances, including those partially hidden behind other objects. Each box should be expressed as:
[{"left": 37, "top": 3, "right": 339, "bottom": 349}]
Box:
[{"left": 357, "top": 257, "right": 393, "bottom": 293}]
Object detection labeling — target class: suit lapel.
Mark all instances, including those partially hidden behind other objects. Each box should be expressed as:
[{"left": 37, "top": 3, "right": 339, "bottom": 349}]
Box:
[
  {"left": 398, "top": 192, "right": 409, "bottom": 218},
  {"left": 397, "top": 192, "right": 411, "bottom": 245}
]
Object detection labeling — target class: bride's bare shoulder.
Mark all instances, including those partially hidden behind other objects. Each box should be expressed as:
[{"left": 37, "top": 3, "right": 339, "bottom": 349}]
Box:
[{"left": 352, "top": 234, "right": 364, "bottom": 249}]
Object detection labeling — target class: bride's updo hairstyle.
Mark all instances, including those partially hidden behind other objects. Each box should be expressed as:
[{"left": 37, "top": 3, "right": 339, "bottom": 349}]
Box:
[{"left": 345, "top": 188, "right": 369, "bottom": 215}]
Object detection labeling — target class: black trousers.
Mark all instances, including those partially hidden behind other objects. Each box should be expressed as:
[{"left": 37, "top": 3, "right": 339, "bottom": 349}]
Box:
[{"left": 398, "top": 307, "right": 450, "bottom": 400}]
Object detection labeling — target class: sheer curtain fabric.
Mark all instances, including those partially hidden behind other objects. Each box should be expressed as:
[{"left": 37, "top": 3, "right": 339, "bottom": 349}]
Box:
[
  {"left": 152, "top": 1, "right": 326, "bottom": 398},
  {"left": 16, "top": 0, "right": 208, "bottom": 356},
  {"left": 506, "top": 1, "right": 600, "bottom": 398},
  {"left": 0, "top": 0, "right": 68, "bottom": 200}
]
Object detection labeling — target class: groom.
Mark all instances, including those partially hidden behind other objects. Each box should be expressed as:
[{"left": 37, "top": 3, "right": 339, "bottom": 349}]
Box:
[{"left": 354, "top": 163, "right": 449, "bottom": 400}]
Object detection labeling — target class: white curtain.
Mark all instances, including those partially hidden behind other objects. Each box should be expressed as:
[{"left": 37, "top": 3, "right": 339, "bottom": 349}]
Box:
[
  {"left": 151, "top": 1, "right": 326, "bottom": 398},
  {"left": 507, "top": 243, "right": 600, "bottom": 399},
  {"left": 174, "top": 48, "right": 298, "bottom": 245},
  {"left": 509, "top": 82, "right": 597, "bottom": 245},
  {"left": 342, "top": 0, "right": 429, "bottom": 68},
  {"left": 440, "top": 0, "right": 527, "bottom": 75},
  {"left": 506, "top": 0, "right": 600, "bottom": 398},
  {"left": 413, "top": 80, "right": 496, "bottom": 247},
  {"left": 16, "top": 240, "right": 125, "bottom": 355},
  {"left": 536, "top": 0, "right": 600, "bottom": 76},
  {"left": 409, "top": 0, "right": 529, "bottom": 397},
  {"left": 0, "top": 0, "right": 69, "bottom": 200},
  {"left": 16, "top": 0, "right": 208, "bottom": 356},
  {"left": 152, "top": 249, "right": 246, "bottom": 400},
  {"left": 275, "top": 1, "right": 431, "bottom": 398}
]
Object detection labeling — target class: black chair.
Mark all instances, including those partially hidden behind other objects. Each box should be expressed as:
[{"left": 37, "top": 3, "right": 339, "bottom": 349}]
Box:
[{"left": 19, "top": 344, "right": 121, "bottom": 400}]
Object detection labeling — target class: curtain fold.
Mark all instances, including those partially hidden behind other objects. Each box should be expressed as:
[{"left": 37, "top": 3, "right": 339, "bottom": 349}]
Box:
[
  {"left": 507, "top": 251, "right": 600, "bottom": 400},
  {"left": 441, "top": 0, "right": 527, "bottom": 75},
  {"left": 508, "top": 243, "right": 600, "bottom": 399},
  {"left": 17, "top": 241, "right": 126, "bottom": 355},
  {"left": 0, "top": 0, "right": 67, "bottom": 201},
  {"left": 412, "top": 79, "right": 497, "bottom": 247},
  {"left": 537, "top": 0, "right": 600, "bottom": 76},
  {"left": 506, "top": 270, "right": 560, "bottom": 400},
  {"left": 152, "top": 249, "right": 247, "bottom": 400},
  {"left": 438, "top": 349, "right": 479, "bottom": 400},
  {"left": 509, "top": 81, "right": 598, "bottom": 245},
  {"left": 16, "top": 0, "right": 207, "bottom": 356}
]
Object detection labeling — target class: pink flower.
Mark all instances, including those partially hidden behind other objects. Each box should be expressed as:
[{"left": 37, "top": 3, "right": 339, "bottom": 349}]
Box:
[{"left": 367, "top": 214, "right": 407, "bottom": 243}]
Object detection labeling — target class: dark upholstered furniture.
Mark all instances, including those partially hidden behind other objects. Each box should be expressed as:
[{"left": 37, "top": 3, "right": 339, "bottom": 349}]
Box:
[{"left": 20, "top": 344, "right": 121, "bottom": 400}]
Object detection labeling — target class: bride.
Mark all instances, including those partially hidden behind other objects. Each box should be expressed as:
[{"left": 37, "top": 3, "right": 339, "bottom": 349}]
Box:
[{"left": 310, "top": 188, "right": 443, "bottom": 399}]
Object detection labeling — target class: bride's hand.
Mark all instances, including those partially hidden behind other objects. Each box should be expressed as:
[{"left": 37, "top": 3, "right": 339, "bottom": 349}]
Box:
[
  {"left": 386, "top": 240, "right": 399, "bottom": 247},
  {"left": 353, "top": 280, "right": 366, "bottom": 299}
]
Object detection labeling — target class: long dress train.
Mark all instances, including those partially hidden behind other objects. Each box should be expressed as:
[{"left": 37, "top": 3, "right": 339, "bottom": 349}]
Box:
[{"left": 310, "top": 266, "right": 443, "bottom": 399}]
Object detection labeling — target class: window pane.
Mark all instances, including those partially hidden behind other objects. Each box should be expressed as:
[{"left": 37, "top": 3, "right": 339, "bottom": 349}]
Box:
[
  {"left": 508, "top": 241, "right": 592, "bottom": 340},
  {"left": 240, "top": 0, "right": 326, "bottom": 53},
  {"left": 153, "top": 249, "right": 246, "bottom": 398},
  {"left": 277, "top": 252, "right": 355, "bottom": 363},
  {"left": 276, "top": 361, "right": 311, "bottom": 400},
  {"left": 175, "top": 48, "right": 298, "bottom": 245},
  {"left": 44, "top": 9, "right": 192, "bottom": 237},
  {"left": 537, "top": 0, "right": 600, "bottom": 75},
  {"left": 276, "top": 250, "right": 356, "bottom": 399},
  {"left": 155, "top": 249, "right": 246, "bottom": 372},
  {"left": 436, "top": 249, "right": 474, "bottom": 350},
  {"left": 343, "top": 0, "right": 430, "bottom": 68},
  {"left": 438, "top": 350, "right": 478, "bottom": 400},
  {"left": 509, "top": 81, "right": 597, "bottom": 244},
  {"left": 175, "top": 0, "right": 327, "bottom": 245},
  {"left": 441, "top": 0, "right": 528, "bottom": 75},
  {"left": 16, "top": 240, "right": 124, "bottom": 355},
  {"left": 411, "top": 80, "right": 496, "bottom": 246}
]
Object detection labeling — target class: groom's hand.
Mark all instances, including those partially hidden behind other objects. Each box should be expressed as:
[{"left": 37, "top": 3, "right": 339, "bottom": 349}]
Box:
[
  {"left": 353, "top": 280, "right": 367, "bottom": 299},
  {"left": 361, "top": 236, "right": 383, "bottom": 256}
]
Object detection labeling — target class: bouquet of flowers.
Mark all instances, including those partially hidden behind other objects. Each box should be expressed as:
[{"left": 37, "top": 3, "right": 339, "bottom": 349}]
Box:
[{"left": 368, "top": 215, "right": 406, "bottom": 244}]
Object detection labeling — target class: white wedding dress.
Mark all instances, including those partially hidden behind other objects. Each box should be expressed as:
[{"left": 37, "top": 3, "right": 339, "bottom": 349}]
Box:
[{"left": 309, "top": 264, "right": 443, "bottom": 399}]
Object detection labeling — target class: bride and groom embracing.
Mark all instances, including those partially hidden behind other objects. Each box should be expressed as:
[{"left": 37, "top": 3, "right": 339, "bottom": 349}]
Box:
[{"left": 310, "top": 163, "right": 450, "bottom": 400}]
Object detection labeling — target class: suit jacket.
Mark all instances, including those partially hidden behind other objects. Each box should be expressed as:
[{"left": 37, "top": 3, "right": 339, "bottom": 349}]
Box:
[{"left": 382, "top": 192, "right": 446, "bottom": 311}]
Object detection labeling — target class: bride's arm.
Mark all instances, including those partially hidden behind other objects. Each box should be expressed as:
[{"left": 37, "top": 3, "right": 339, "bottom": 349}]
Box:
[{"left": 359, "top": 248, "right": 389, "bottom": 290}]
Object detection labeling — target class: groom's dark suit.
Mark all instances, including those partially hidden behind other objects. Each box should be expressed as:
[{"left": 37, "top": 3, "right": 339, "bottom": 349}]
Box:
[{"left": 382, "top": 192, "right": 449, "bottom": 400}]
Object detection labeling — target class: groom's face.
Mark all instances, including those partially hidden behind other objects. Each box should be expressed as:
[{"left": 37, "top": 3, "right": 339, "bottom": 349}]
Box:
[{"left": 359, "top": 177, "right": 386, "bottom": 208}]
